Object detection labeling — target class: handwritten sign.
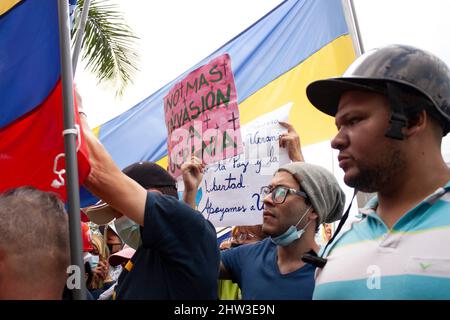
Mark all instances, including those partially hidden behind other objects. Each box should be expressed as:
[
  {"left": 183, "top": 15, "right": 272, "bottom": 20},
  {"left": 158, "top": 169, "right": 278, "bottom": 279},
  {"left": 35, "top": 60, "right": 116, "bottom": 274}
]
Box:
[
  {"left": 197, "top": 103, "right": 292, "bottom": 227},
  {"left": 164, "top": 54, "right": 243, "bottom": 178}
]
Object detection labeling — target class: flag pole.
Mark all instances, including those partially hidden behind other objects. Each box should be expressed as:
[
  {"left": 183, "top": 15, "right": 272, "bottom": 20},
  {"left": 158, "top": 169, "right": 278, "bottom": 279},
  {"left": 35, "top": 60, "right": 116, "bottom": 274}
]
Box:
[
  {"left": 341, "top": 0, "right": 365, "bottom": 56},
  {"left": 72, "top": 0, "right": 91, "bottom": 74},
  {"left": 57, "top": 0, "right": 86, "bottom": 300}
]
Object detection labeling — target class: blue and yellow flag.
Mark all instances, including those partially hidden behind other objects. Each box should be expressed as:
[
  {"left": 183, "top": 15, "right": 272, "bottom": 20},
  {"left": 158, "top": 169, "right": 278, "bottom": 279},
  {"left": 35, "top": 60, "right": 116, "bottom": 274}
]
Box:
[{"left": 83, "top": 0, "right": 356, "bottom": 206}]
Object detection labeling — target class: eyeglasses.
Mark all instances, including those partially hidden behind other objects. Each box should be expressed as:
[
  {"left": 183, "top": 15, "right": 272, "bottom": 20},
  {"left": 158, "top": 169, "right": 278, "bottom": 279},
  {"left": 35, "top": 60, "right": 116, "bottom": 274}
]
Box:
[{"left": 260, "top": 185, "right": 308, "bottom": 204}]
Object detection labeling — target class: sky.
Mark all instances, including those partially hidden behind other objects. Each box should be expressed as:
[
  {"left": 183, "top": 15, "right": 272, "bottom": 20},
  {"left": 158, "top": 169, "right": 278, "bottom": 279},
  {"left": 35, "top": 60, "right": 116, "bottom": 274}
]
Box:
[{"left": 75, "top": 0, "right": 450, "bottom": 128}]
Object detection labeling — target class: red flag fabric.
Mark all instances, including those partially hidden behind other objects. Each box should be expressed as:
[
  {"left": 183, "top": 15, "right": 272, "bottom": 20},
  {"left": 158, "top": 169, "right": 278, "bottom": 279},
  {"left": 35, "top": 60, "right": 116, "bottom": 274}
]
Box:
[
  {"left": 0, "top": 0, "right": 90, "bottom": 201},
  {"left": 0, "top": 81, "right": 90, "bottom": 201}
]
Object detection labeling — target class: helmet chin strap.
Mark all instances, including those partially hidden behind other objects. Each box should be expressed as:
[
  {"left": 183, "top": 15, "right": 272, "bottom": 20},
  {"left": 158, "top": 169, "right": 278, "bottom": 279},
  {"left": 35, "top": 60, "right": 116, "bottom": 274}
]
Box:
[{"left": 385, "top": 83, "right": 408, "bottom": 140}]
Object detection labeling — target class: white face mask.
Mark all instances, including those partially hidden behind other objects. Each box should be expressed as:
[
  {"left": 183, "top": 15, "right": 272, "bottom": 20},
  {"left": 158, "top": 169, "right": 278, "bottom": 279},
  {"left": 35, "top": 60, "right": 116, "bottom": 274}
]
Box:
[{"left": 270, "top": 206, "right": 312, "bottom": 246}]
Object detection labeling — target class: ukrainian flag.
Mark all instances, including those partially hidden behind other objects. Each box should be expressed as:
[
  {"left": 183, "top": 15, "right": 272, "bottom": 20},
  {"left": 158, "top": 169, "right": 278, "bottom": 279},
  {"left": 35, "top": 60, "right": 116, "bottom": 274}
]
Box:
[{"left": 82, "top": 0, "right": 356, "bottom": 206}]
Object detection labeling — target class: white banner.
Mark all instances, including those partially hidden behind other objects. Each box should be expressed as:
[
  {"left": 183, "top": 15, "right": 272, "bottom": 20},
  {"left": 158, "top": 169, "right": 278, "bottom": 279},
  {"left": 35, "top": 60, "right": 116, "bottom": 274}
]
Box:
[{"left": 197, "top": 103, "right": 292, "bottom": 227}]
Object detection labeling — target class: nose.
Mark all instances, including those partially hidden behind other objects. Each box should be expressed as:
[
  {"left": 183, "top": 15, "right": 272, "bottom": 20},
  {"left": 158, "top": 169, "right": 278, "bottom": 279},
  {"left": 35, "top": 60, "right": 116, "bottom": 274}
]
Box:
[
  {"left": 331, "top": 127, "right": 348, "bottom": 151},
  {"left": 263, "top": 192, "right": 274, "bottom": 206}
]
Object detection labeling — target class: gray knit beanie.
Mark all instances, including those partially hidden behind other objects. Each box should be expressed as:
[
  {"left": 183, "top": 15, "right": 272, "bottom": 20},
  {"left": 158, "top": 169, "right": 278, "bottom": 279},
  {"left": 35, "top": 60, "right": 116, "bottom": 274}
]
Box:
[{"left": 277, "top": 162, "right": 345, "bottom": 224}]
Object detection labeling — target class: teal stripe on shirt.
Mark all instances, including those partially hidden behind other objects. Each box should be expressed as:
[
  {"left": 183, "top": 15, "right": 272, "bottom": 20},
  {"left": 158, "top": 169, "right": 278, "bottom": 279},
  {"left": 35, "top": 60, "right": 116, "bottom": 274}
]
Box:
[
  {"left": 313, "top": 275, "right": 450, "bottom": 300},
  {"left": 331, "top": 218, "right": 386, "bottom": 249},
  {"left": 330, "top": 187, "right": 450, "bottom": 251},
  {"left": 392, "top": 199, "right": 450, "bottom": 233}
]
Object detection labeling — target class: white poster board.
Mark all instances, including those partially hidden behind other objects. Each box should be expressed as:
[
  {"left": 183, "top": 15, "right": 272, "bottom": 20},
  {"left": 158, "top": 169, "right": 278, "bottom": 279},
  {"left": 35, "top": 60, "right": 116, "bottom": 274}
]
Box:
[{"left": 197, "top": 103, "right": 292, "bottom": 227}]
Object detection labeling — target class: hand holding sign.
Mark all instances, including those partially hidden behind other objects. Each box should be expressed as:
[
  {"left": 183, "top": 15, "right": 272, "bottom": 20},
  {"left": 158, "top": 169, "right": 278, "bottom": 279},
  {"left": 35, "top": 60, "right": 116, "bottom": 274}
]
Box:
[
  {"left": 278, "top": 121, "right": 304, "bottom": 162},
  {"left": 181, "top": 156, "right": 205, "bottom": 208},
  {"left": 181, "top": 156, "right": 205, "bottom": 192}
]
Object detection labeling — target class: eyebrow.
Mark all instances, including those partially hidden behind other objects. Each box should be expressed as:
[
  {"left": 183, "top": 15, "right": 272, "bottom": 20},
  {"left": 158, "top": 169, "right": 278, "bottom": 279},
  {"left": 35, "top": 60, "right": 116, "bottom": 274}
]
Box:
[
  {"left": 335, "top": 111, "right": 349, "bottom": 126},
  {"left": 335, "top": 109, "right": 364, "bottom": 126}
]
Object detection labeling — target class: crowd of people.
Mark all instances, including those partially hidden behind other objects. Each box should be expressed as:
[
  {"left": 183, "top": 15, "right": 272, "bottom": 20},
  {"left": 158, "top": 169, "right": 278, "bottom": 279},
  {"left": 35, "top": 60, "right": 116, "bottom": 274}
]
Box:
[{"left": 1, "top": 44, "right": 449, "bottom": 300}]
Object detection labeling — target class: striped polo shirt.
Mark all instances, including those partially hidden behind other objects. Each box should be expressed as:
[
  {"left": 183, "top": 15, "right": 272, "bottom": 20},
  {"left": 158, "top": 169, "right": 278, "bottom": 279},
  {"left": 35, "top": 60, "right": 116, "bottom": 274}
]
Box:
[{"left": 313, "top": 181, "right": 450, "bottom": 300}]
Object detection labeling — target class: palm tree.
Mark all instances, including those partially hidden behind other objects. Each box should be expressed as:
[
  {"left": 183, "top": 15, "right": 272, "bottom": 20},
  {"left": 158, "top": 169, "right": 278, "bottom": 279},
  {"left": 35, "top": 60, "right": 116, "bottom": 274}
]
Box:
[{"left": 72, "top": 0, "right": 139, "bottom": 96}]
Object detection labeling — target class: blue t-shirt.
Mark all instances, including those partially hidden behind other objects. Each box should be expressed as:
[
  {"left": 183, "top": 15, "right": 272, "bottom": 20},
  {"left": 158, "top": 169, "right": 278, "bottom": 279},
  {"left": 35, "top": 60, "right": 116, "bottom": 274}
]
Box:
[
  {"left": 115, "top": 192, "right": 220, "bottom": 299},
  {"left": 221, "top": 238, "right": 316, "bottom": 300}
]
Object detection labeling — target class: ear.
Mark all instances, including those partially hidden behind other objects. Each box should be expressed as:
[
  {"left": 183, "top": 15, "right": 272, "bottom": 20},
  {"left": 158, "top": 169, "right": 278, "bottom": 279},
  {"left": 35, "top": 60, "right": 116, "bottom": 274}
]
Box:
[
  {"left": 404, "top": 110, "right": 427, "bottom": 138},
  {"left": 308, "top": 208, "right": 319, "bottom": 223},
  {"left": 307, "top": 209, "right": 320, "bottom": 232}
]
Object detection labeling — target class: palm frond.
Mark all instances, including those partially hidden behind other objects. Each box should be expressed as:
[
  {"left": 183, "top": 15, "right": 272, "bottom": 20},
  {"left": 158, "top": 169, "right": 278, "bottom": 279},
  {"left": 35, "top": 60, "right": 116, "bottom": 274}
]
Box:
[{"left": 73, "top": 0, "right": 140, "bottom": 96}]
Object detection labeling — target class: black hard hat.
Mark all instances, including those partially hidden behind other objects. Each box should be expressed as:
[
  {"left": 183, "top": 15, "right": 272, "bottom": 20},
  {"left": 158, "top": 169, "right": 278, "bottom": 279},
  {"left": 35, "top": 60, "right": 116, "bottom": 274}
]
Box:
[{"left": 306, "top": 44, "right": 450, "bottom": 135}]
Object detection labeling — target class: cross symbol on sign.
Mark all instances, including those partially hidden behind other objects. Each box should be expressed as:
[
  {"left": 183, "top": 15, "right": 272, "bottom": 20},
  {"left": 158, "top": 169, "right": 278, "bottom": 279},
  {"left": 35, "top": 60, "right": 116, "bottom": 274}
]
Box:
[{"left": 228, "top": 112, "right": 239, "bottom": 130}]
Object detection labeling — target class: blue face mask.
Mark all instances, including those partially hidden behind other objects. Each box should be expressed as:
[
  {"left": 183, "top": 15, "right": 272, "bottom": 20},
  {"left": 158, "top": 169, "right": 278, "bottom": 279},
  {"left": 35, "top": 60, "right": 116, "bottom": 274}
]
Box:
[
  {"left": 271, "top": 206, "right": 312, "bottom": 247},
  {"left": 89, "top": 254, "right": 99, "bottom": 269}
]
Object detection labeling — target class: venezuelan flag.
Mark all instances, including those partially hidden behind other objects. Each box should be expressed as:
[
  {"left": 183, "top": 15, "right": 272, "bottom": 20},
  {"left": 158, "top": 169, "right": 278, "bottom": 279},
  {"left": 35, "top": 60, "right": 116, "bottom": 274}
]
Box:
[
  {"left": 0, "top": 0, "right": 90, "bottom": 201},
  {"left": 83, "top": 0, "right": 356, "bottom": 206}
]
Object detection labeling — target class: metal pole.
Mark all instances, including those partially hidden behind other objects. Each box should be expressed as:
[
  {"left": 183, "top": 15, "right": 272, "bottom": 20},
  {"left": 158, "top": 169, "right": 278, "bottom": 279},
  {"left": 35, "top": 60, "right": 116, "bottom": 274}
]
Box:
[
  {"left": 341, "top": 0, "right": 365, "bottom": 56},
  {"left": 57, "top": 0, "right": 86, "bottom": 300},
  {"left": 72, "top": 0, "right": 91, "bottom": 74}
]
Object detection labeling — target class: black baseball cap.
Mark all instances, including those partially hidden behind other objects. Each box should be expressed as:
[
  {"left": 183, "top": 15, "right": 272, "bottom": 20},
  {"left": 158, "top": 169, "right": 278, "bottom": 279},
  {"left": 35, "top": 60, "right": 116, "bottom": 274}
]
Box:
[{"left": 82, "top": 161, "right": 176, "bottom": 225}]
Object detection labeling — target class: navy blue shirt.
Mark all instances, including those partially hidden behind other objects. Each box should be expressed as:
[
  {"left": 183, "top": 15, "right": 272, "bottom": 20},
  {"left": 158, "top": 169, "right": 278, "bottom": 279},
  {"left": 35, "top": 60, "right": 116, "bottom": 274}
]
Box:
[
  {"left": 221, "top": 238, "right": 316, "bottom": 300},
  {"left": 115, "top": 192, "right": 220, "bottom": 299}
]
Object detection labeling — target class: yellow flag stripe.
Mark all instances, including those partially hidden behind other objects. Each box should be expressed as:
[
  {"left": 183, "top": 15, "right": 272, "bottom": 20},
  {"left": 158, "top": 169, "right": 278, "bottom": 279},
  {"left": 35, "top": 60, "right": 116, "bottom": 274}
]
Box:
[
  {"left": 92, "top": 126, "right": 100, "bottom": 138},
  {"left": 0, "top": 0, "right": 22, "bottom": 16},
  {"left": 238, "top": 35, "right": 355, "bottom": 145}
]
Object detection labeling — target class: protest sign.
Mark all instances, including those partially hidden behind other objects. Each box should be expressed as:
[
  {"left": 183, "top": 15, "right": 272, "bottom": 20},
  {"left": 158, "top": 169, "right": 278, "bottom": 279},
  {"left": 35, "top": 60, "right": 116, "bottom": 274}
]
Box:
[
  {"left": 164, "top": 54, "right": 243, "bottom": 178},
  {"left": 197, "top": 103, "right": 292, "bottom": 227}
]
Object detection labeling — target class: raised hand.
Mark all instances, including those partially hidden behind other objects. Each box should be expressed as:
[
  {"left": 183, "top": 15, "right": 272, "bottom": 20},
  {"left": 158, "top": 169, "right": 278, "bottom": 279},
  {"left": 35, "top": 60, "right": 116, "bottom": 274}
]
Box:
[
  {"left": 181, "top": 156, "right": 205, "bottom": 209},
  {"left": 278, "top": 121, "right": 304, "bottom": 162},
  {"left": 181, "top": 156, "right": 205, "bottom": 192}
]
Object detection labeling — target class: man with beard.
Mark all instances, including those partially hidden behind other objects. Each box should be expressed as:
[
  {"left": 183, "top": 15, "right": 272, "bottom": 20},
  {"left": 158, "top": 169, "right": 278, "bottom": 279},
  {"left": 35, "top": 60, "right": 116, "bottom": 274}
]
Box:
[{"left": 306, "top": 44, "right": 450, "bottom": 299}]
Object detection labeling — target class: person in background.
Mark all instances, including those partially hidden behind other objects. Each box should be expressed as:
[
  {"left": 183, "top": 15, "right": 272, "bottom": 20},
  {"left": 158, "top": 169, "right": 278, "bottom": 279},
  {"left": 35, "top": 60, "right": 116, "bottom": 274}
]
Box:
[
  {"left": 219, "top": 225, "right": 267, "bottom": 250},
  {"left": 218, "top": 225, "right": 267, "bottom": 300},
  {"left": 322, "top": 223, "right": 333, "bottom": 243},
  {"left": 101, "top": 223, "right": 124, "bottom": 282},
  {"left": 88, "top": 233, "right": 115, "bottom": 299},
  {"left": 0, "top": 187, "right": 69, "bottom": 299},
  {"left": 105, "top": 224, "right": 123, "bottom": 255},
  {"left": 108, "top": 244, "right": 136, "bottom": 268},
  {"left": 97, "top": 244, "right": 136, "bottom": 300}
]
